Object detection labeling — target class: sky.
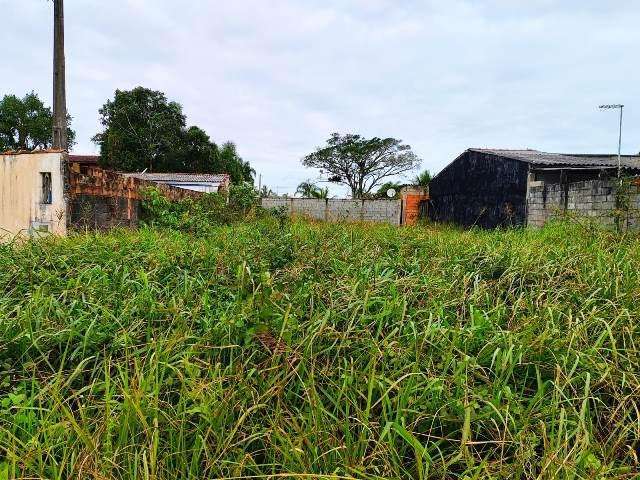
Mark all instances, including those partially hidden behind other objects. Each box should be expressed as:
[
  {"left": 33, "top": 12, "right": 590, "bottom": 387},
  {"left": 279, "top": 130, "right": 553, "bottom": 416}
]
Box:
[{"left": 2, "top": 0, "right": 639, "bottom": 195}]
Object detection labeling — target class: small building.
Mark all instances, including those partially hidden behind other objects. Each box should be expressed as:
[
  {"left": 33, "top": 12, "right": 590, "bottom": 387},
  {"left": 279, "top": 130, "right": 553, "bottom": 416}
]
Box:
[
  {"left": 429, "top": 149, "right": 640, "bottom": 228},
  {"left": 1, "top": 151, "right": 68, "bottom": 237},
  {"left": 122, "top": 173, "right": 230, "bottom": 193},
  {"left": 1, "top": 153, "right": 230, "bottom": 237},
  {"left": 68, "top": 164, "right": 204, "bottom": 230}
]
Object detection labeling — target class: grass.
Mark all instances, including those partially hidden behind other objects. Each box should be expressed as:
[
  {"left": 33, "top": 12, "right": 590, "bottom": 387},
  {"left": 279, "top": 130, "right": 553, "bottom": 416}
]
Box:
[{"left": 0, "top": 219, "right": 639, "bottom": 479}]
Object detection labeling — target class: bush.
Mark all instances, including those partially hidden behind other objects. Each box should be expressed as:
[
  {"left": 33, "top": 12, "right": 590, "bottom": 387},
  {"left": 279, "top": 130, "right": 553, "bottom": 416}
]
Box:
[{"left": 142, "top": 183, "right": 261, "bottom": 233}]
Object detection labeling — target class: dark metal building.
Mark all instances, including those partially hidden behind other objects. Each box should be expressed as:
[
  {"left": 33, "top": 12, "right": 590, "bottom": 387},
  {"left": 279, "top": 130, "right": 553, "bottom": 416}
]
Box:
[{"left": 428, "top": 149, "right": 640, "bottom": 228}]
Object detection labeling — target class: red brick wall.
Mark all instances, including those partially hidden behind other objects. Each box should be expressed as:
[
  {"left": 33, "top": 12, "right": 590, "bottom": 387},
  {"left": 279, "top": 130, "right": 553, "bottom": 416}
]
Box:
[
  {"left": 68, "top": 164, "right": 203, "bottom": 230},
  {"left": 69, "top": 164, "right": 203, "bottom": 202}
]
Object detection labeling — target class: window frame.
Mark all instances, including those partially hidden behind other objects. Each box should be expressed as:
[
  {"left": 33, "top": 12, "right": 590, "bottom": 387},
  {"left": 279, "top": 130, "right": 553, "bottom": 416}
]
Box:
[{"left": 40, "top": 172, "right": 53, "bottom": 205}]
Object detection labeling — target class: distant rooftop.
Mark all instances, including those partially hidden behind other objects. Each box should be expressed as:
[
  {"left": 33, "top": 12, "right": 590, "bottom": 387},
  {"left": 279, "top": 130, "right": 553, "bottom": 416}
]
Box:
[
  {"left": 470, "top": 149, "right": 640, "bottom": 170},
  {"left": 69, "top": 154, "right": 100, "bottom": 164},
  {"left": 123, "top": 173, "right": 230, "bottom": 183}
]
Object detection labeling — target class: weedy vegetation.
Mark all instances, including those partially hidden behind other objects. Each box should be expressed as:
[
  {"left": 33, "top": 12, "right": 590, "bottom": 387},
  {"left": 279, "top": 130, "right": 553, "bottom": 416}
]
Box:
[{"left": 0, "top": 213, "right": 639, "bottom": 478}]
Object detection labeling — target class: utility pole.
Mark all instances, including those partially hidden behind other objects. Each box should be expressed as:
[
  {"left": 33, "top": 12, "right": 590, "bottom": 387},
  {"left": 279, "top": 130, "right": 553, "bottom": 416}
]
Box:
[{"left": 52, "top": 0, "right": 68, "bottom": 151}]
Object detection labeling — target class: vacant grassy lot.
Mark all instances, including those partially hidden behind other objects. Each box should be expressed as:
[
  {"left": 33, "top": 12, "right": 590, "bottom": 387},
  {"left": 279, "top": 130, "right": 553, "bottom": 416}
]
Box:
[{"left": 1, "top": 220, "right": 639, "bottom": 479}]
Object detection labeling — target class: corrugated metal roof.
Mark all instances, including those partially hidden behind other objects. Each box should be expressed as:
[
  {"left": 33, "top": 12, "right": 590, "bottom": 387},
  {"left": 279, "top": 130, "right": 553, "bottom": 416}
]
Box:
[
  {"left": 124, "top": 173, "right": 230, "bottom": 183},
  {"left": 470, "top": 148, "right": 640, "bottom": 169}
]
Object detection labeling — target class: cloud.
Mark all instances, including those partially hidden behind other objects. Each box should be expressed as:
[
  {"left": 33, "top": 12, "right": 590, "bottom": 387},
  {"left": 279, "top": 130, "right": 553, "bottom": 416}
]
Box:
[{"left": 3, "top": 0, "right": 639, "bottom": 195}]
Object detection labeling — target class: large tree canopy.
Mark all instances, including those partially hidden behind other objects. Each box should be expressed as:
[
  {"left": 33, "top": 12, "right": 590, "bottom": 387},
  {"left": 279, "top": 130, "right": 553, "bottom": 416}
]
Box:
[
  {"left": 93, "top": 87, "right": 254, "bottom": 183},
  {"left": 0, "top": 92, "right": 75, "bottom": 151},
  {"left": 302, "top": 133, "right": 420, "bottom": 198},
  {"left": 178, "top": 126, "right": 219, "bottom": 173},
  {"left": 93, "top": 87, "right": 186, "bottom": 172}
]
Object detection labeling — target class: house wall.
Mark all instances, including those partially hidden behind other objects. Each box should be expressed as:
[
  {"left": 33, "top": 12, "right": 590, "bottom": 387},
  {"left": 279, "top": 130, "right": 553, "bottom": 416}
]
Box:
[
  {"left": 68, "top": 165, "right": 203, "bottom": 230},
  {"left": 0, "top": 151, "right": 67, "bottom": 238},
  {"left": 428, "top": 151, "right": 529, "bottom": 228},
  {"left": 527, "top": 178, "right": 640, "bottom": 229},
  {"left": 261, "top": 197, "right": 402, "bottom": 225}
]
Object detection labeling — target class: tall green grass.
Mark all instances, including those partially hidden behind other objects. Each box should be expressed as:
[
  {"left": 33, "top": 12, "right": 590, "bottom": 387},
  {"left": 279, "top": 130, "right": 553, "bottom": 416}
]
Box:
[{"left": 0, "top": 220, "right": 638, "bottom": 479}]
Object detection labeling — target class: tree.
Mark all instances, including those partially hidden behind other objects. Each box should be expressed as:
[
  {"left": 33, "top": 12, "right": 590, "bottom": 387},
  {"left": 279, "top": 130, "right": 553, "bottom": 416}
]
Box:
[
  {"left": 218, "top": 142, "right": 255, "bottom": 184},
  {"left": 260, "top": 185, "right": 277, "bottom": 197},
  {"left": 0, "top": 92, "right": 75, "bottom": 151},
  {"left": 93, "top": 87, "right": 186, "bottom": 172},
  {"left": 413, "top": 169, "right": 432, "bottom": 187},
  {"left": 296, "top": 181, "right": 318, "bottom": 197},
  {"left": 296, "top": 180, "right": 329, "bottom": 199},
  {"left": 315, "top": 186, "right": 329, "bottom": 199},
  {"left": 93, "top": 87, "right": 255, "bottom": 182},
  {"left": 302, "top": 133, "right": 420, "bottom": 198},
  {"left": 177, "top": 126, "right": 218, "bottom": 173}
]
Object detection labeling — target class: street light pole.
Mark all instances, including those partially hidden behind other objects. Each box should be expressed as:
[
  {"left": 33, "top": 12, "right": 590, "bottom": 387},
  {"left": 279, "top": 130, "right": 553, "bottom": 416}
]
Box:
[
  {"left": 599, "top": 104, "right": 624, "bottom": 179},
  {"left": 52, "top": 0, "right": 67, "bottom": 151},
  {"left": 617, "top": 105, "right": 623, "bottom": 179}
]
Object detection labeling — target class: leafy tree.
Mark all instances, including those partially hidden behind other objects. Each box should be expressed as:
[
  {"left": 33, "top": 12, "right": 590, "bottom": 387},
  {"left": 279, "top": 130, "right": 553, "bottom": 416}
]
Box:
[
  {"left": 219, "top": 142, "right": 255, "bottom": 184},
  {"left": 93, "top": 87, "right": 255, "bottom": 183},
  {"left": 413, "top": 169, "right": 432, "bottom": 187},
  {"left": 302, "top": 133, "right": 420, "bottom": 198},
  {"left": 0, "top": 92, "right": 75, "bottom": 151},
  {"left": 296, "top": 181, "right": 318, "bottom": 197},
  {"left": 296, "top": 180, "right": 328, "bottom": 199},
  {"left": 178, "top": 126, "right": 218, "bottom": 173},
  {"left": 93, "top": 87, "right": 186, "bottom": 172}
]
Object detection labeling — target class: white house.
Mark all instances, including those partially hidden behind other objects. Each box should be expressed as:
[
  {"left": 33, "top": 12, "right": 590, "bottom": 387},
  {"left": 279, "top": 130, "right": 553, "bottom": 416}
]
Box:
[{"left": 0, "top": 151, "right": 68, "bottom": 238}]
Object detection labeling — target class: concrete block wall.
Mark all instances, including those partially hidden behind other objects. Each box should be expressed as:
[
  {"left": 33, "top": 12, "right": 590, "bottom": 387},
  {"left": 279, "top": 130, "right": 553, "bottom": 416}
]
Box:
[
  {"left": 361, "top": 199, "right": 402, "bottom": 223},
  {"left": 327, "top": 199, "right": 365, "bottom": 222},
  {"left": 261, "top": 197, "right": 402, "bottom": 225},
  {"left": 527, "top": 179, "right": 640, "bottom": 228}
]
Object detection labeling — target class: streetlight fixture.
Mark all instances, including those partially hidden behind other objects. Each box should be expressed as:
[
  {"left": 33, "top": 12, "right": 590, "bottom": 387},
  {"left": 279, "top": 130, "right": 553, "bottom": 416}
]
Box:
[{"left": 598, "top": 104, "right": 624, "bottom": 179}]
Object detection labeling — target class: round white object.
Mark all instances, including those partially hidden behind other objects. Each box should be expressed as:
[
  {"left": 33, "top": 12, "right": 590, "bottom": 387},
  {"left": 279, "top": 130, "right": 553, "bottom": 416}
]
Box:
[{"left": 386, "top": 188, "right": 396, "bottom": 198}]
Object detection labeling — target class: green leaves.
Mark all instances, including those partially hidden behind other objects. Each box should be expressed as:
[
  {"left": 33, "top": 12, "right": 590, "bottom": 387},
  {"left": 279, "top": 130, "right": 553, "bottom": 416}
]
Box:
[
  {"left": 93, "top": 87, "right": 254, "bottom": 182},
  {"left": 296, "top": 180, "right": 329, "bottom": 199},
  {"left": 0, "top": 92, "right": 75, "bottom": 151},
  {"left": 140, "top": 184, "right": 261, "bottom": 233},
  {"left": 302, "top": 132, "right": 421, "bottom": 198},
  {"left": 0, "top": 220, "right": 638, "bottom": 478}
]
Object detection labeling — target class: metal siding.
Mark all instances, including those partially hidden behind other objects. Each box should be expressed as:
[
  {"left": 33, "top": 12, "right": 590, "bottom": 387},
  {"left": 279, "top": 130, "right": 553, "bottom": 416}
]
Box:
[{"left": 428, "top": 151, "right": 529, "bottom": 228}]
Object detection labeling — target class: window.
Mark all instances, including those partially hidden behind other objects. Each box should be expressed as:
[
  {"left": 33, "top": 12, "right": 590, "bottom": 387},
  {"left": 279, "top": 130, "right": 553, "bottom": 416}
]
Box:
[{"left": 41, "top": 172, "right": 52, "bottom": 204}]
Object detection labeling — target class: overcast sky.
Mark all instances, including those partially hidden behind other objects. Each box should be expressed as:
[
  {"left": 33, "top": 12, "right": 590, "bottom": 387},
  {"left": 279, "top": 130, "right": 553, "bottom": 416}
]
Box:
[{"left": 3, "top": 0, "right": 639, "bottom": 195}]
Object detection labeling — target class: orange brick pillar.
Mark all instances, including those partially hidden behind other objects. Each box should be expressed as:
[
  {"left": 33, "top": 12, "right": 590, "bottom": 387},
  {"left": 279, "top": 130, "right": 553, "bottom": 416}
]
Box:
[{"left": 400, "top": 186, "right": 429, "bottom": 225}]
